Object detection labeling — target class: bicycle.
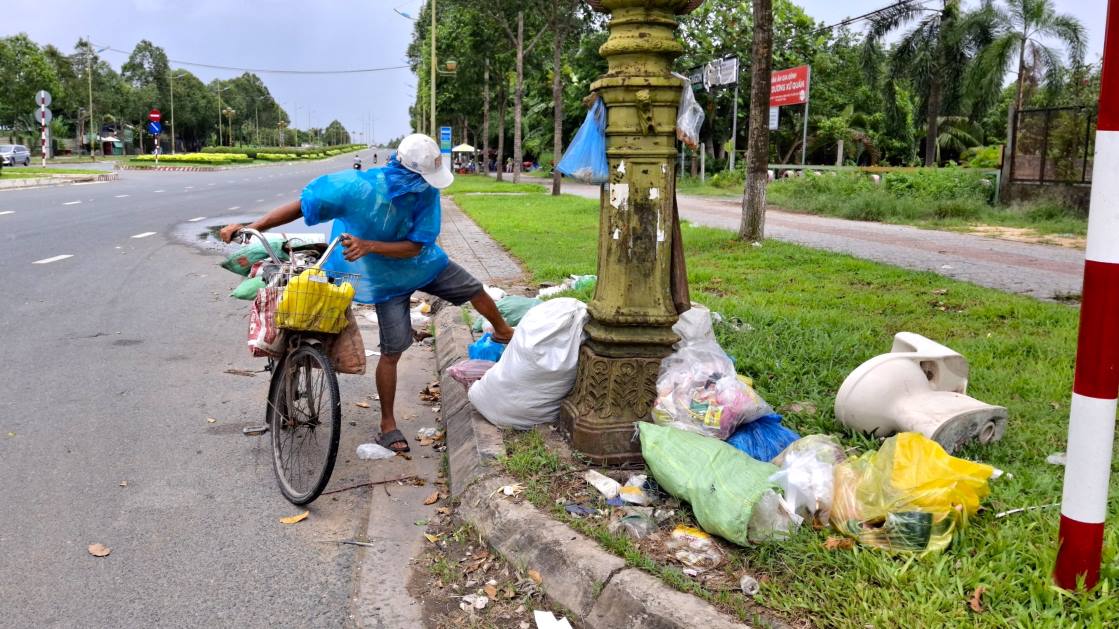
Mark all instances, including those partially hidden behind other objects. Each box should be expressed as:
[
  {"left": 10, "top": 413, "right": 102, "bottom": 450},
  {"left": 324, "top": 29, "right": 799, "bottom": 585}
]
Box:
[{"left": 235, "top": 228, "right": 358, "bottom": 505}]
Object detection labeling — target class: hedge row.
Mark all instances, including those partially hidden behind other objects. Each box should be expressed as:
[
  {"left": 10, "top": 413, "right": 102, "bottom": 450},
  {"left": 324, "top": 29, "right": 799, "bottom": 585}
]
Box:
[
  {"left": 133, "top": 153, "right": 251, "bottom": 164},
  {"left": 201, "top": 144, "right": 364, "bottom": 159}
]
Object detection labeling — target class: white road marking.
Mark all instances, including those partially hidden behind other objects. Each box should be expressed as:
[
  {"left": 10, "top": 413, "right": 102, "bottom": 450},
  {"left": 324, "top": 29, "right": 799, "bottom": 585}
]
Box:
[
  {"left": 114, "top": 194, "right": 130, "bottom": 198},
  {"left": 183, "top": 186, "right": 194, "bottom": 189},
  {"left": 63, "top": 201, "right": 81, "bottom": 205},
  {"left": 275, "top": 193, "right": 283, "bottom": 197},
  {"left": 154, "top": 190, "right": 165, "bottom": 193},
  {"left": 0, "top": 211, "right": 13, "bottom": 216},
  {"left": 131, "top": 231, "right": 157, "bottom": 239},
  {"left": 187, "top": 216, "right": 207, "bottom": 222},
  {"left": 208, "top": 183, "right": 216, "bottom": 186},
  {"left": 255, "top": 199, "right": 264, "bottom": 202},
  {"left": 33, "top": 254, "right": 73, "bottom": 265},
  {"left": 228, "top": 206, "right": 240, "bottom": 210}
]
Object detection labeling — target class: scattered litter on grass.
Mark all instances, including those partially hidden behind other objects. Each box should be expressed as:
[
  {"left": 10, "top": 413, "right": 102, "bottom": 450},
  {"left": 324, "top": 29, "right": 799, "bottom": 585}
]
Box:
[
  {"left": 584, "top": 470, "right": 621, "bottom": 499},
  {"left": 824, "top": 536, "right": 855, "bottom": 551},
  {"left": 565, "top": 503, "right": 596, "bottom": 517},
  {"left": 608, "top": 510, "right": 658, "bottom": 539},
  {"left": 424, "top": 533, "right": 442, "bottom": 543},
  {"left": 279, "top": 511, "right": 309, "bottom": 525},
  {"left": 779, "top": 401, "right": 818, "bottom": 416},
  {"left": 1046, "top": 452, "right": 1066, "bottom": 466},
  {"left": 666, "top": 525, "right": 724, "bottom": 572},
  {"left": 528, "top": 569, "right": 543, "bottom": 585},
  {"left": 739, "top": 574, "right": 760, "bottom": 596},
  {"left": 491, "top": 483, "right": 524, "bottom": 498},
  {"left": 994, "top": 503, "right": 1058, "bottom": 519},
  {"left": 460, "top": 593, "right": 489, "bottom": 611},
  {"left": 969, "top": 586, "right": 986, "bottom": 613},
  {"left": 87, "top": 543, "right": 111, "bottom": 557}
]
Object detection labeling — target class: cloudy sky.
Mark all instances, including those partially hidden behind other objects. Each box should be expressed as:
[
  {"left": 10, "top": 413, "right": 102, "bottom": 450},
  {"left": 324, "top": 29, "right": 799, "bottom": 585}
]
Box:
[{"left": 5, "top": 0, "right": 1108, "bottom": 142}]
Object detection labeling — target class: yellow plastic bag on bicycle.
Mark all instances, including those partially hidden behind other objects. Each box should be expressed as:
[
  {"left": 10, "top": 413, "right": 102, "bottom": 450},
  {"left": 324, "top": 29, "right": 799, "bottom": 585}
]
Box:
[
  {"left": 275, "top": 268, "right": 355, "bottom": 334},
  {"left": 829, "top": 432, "right": 995, "bottom": 552}
]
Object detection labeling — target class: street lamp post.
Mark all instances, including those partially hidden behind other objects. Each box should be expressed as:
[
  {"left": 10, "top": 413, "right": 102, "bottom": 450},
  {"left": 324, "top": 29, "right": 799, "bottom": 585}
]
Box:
[
  {"left": 430, "top": 0, "right": 436, "bottom": 136},
  {"left": 223, "top": 107, "right": 237, "bottom": 147},
  {"left": 216, "top": 85, "right": 231, "bottom": 146},
  {"left": 560, "top": 0, "right": 704, "bottom": 464}
]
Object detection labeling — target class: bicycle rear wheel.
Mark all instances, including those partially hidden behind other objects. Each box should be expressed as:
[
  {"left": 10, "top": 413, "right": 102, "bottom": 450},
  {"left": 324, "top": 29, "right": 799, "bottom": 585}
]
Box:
[{"left": 267, "top": 343, "right": 341, "bottom": 505}]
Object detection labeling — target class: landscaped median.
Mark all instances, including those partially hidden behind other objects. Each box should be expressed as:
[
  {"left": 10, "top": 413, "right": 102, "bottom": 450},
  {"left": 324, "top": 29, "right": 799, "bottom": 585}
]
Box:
[
  {"left": 123, "top": 144, "right": 366, "bottom": 169},
  {"left": 441, "top": 175, "right": 1117, "bottom": 627}
]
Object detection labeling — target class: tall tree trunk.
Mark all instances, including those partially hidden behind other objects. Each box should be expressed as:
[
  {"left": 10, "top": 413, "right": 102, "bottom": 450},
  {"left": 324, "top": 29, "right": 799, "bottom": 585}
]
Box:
[
  {"left": 739, "top": 0, "right": 773, "bottom": 241},
  {"left": 923, "top": 74, "right": 942, "bottom": 167},
  {"left": 551, "top": 25, "right": 564, "bottom": 196},
  {"left": 482, "top": 62, "right": 490, "bottom": 174},
  {"left": 513, "top": 11, "right": 525, "bottom": 183},
  {"left": 496, "top": 83, "right": 507, "bottom": 182}
]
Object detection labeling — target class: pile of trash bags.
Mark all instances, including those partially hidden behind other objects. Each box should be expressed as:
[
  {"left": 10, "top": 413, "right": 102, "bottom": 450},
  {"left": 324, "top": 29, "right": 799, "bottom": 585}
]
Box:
[{"left": 450, "top": 286, "right": 1000, "bottom": 555}]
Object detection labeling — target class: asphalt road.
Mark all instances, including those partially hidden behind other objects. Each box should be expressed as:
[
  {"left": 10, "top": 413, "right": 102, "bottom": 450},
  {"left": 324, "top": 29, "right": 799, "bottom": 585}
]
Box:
[
  {"left": 529, "top": 176, "right": 1086, "bottom": 300},
  {"left": 0, "top": 148, "right": 443, "bottom": 627}
]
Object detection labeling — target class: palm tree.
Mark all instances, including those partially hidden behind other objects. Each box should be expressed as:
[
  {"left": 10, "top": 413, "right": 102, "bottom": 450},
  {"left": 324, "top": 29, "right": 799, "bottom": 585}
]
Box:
[
  {"left": 968, "top": 0, "right": 1085, "bottom": 134},
  {"left": 934, "top": 116, "right": 983, "bottom": 163},
  {"left": 864, "top": 0, "right": 993, "bottom": 166}
]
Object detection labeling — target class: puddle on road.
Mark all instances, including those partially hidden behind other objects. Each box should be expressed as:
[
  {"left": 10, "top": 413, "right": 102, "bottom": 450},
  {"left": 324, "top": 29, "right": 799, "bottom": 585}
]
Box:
[{"left": 172, "top": 214, "right": 329, "bottom": 255}]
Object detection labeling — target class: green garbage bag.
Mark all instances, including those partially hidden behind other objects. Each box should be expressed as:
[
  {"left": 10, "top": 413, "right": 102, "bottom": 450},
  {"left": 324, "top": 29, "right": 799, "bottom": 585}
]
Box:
[
  {"left": 472, "top": 295, "right": 542, "bottom": 332},
  {"left": 639, "top": 422, "right": 778, "bottom": 546},
  {"left": 230, "top": 277, "right": 266, "bottom": 300},
  {"left": 220, "top": 238, "right": 288, "bottom": 276}
]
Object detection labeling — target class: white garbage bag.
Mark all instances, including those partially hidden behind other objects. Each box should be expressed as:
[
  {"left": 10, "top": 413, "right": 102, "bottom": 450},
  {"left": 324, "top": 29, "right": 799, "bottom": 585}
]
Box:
[{"left": 469, "top": 298, "right": 588, "bottom": 429}]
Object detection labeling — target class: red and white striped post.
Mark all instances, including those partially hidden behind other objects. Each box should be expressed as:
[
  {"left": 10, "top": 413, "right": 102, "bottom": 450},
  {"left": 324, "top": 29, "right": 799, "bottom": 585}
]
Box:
[
  {"left": 1054, "top": 0, "right": 1119, "bottom": 591},
  {"left": 40, "top": 101, "right": 47, "bottom": 168}
]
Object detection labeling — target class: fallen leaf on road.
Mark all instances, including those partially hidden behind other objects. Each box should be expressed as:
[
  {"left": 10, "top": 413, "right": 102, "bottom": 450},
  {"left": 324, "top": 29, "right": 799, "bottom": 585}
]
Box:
[
  {"left": 424, "top": 491, "right": 440, "bottom": 505},
  {"left": 354, "top": 402, "right": 370, "bottom": 409},
  {"left": 528, "top": 569, "right": 542, "bottom": 585},
  {"left": 224, "top": 368, "right": 256, "bottom": 377},
  {"left": 969, "top": 586, "right": 986, "bottom": 613},
  {"left": 88, "top": 543, "right": 111, "bottom": 557},
  {"left": 424, "top": 533, "right": 441, "bottom": 543},
  {"left": 418, "top": 438, "right": 434, "bottom": 447},
  {"left": 484, "top": 584, "right": 498, "bottom": 598},
  {"left": 206, "top": 417, "right": 217, "bottom": 424},
  {"left": 279, "top": 511, "right": 309, "bottom": 525},
  {"left": 824, "top": 536, "right": 855, "bottom": 551}
]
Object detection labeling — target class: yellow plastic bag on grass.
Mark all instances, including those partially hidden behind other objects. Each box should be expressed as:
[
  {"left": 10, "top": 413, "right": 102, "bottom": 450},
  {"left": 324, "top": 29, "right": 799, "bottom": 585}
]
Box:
[
  {"left": 830, "top": 432, "right": 994, "bottom": 552},
  {"left": 275, "top": 268, "right": 355, "bottom": 334}
]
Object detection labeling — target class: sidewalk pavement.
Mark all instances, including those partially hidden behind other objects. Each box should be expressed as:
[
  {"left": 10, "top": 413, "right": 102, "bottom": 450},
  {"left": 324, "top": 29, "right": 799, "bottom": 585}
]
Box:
[
  {"left": 0, "top": 172, "right": 118, "bottom": 190},
  {"left": 515, "top": 175, "right": 1084, "bottom": 301}
]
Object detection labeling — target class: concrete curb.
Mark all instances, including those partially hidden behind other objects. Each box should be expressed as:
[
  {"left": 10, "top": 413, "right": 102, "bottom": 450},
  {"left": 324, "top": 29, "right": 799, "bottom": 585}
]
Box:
[
  {"left": 434, "top": 306, "right": 765, "bottom": 628},
  {"left": 0, "top": 172, "right": 118, "bottom": 190}
]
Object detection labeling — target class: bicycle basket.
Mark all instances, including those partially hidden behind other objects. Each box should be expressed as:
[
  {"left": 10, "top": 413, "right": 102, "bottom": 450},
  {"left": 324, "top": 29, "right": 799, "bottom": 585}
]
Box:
[{"left": 274, "top": 267, "right": 358, "bottom": 334}]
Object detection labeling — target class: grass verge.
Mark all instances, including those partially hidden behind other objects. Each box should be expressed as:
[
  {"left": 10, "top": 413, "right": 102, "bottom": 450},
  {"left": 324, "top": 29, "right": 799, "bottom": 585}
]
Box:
[
  {"left": 1, "top": 168, "right": 104, "bottom": 178},
  {"left": 448, "top": 174, "right": 1118, "bottom": 628}
]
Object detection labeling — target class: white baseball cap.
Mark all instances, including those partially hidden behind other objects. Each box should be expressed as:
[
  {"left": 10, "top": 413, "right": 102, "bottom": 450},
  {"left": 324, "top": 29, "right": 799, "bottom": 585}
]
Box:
[{"left": 396, "top": 133, "right": 454, "bottom": 189}]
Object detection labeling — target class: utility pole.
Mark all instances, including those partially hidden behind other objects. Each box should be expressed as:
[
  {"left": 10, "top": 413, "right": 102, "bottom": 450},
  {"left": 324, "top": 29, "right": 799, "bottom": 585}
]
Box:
[{"left": 87, "top": 38, "right": 96, "bottom": 160}]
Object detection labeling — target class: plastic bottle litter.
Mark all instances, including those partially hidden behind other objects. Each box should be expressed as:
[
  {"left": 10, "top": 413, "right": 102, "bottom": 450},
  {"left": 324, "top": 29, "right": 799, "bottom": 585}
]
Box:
[
  {"left": 356, "top": 443, "right": 396, "bottom": 460},
  {"left": 747, "top": 489, "right": 804, "bottom": 542},
  {"left": 608, "top": 512, "right": 658, "bottom": 539},
  {"left": 619, "top": 474, "right": 654, "bottom": 506},
  {"left": 584, "top": 470, "right": 621, "bottom": 500},
  {"left": 739, "top": 574, "right": 760, "bottom": 596}
]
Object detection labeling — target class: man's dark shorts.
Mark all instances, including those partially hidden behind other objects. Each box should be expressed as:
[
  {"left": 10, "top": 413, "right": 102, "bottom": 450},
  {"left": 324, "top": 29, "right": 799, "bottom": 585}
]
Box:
[{"left": 374, "top": 261, "right": 482, "bottom": 354}]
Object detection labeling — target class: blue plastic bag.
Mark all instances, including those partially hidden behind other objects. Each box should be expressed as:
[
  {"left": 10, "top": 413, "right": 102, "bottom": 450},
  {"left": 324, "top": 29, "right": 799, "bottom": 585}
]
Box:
[
  {"left": 556, "top": 98, "right": 609, "bottom": 184},
  {"left": 468, "top": 332, "right": 507, "bottom": 362},
  {"left": 726, "top": 414, "right": 801, "bottom": 462}
]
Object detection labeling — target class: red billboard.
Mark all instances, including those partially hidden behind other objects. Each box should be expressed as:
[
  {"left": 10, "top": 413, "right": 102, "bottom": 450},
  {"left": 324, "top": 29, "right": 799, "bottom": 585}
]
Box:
[{"left": 769, "top": 65, "right": 810, "bottom": 107}]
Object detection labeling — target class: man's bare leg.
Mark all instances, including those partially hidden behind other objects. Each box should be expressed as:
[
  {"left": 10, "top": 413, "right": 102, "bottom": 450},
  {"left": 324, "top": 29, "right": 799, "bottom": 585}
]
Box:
[
  {"left": 375, "top": 352, "right": 407, "bottom": 451},
  {"left": 469, "top": 291, "right": 515, "bottom": 342}
]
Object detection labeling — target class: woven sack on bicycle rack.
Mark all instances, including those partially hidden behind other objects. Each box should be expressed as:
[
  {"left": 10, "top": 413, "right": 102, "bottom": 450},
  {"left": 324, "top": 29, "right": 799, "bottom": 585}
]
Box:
[
  {"left": 328, "top": 307, "right": 366, "bottom": 375},
  {"left": 248, "top": 287, "right": 284, "bottom": 357},
  {"left": 275, "top": 267, "right": 356, "bottom": 334}
]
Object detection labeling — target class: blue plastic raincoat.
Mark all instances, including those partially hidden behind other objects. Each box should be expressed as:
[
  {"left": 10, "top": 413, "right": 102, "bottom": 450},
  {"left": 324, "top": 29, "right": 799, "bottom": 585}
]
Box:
[{"left": 300, "top": 157, "right": 449, "bottom": 304}]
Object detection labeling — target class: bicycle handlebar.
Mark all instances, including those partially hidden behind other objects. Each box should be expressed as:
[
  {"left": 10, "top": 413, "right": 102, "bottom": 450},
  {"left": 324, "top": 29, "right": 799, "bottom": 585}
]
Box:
[{"left": 235, "top": 227, "right": 346, "bottom": 269}]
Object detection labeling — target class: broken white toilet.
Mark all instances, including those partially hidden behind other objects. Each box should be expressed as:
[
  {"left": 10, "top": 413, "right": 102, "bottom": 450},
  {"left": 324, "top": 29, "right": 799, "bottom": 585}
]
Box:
[{"left": 835, "top": 332, "right": 1007, "bottom": 453}]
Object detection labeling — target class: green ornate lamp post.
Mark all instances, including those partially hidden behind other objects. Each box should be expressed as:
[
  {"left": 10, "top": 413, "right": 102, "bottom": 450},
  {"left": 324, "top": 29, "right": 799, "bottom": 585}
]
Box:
[{"left": 561, "top": 0, "right": 704, "bottom": 464}]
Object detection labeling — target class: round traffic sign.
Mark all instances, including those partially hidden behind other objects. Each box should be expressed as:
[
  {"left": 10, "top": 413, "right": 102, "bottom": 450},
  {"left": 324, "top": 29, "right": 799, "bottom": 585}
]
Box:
[
  {"left": 34, "top": 108, "right": 53, "bottom": 125},
  {"left": 149, "top": 108, "right": 162, "bottom": 122},
  {"left": 35, "top": 90, "right": 52, "bottom": 107}
]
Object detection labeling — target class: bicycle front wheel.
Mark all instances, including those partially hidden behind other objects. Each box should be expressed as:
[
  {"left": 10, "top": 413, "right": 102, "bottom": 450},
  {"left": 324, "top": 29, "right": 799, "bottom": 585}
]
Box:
[{"left": 268, "top": 344, "right": 341, "bottom": 505}]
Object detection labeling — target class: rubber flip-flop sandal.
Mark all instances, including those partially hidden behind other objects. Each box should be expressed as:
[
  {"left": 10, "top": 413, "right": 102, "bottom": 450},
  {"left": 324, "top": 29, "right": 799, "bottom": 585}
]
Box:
[{"left": 377, "top": 428, "right": 411, "bottom": 453}]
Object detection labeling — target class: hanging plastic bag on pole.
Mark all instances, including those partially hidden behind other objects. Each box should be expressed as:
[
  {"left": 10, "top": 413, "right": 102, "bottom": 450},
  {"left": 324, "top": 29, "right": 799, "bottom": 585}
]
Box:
[
  {"left": 556, "top": 97, "right": 609, "bottom": 184},
  {"left": 673, "top": 73, "right": 704, "bottom": 150}
]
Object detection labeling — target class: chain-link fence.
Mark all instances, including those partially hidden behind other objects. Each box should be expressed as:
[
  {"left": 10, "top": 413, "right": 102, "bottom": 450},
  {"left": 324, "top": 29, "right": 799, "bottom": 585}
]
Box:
[{"left": 1011, "top": 106, "right": 1096, "bottom": 184}]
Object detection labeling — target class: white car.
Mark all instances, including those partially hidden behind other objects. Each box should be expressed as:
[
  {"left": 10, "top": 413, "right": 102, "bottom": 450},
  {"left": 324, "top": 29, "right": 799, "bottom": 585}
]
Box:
[{"left": 0, "top": 144, "right": 32, "bottom": 167}]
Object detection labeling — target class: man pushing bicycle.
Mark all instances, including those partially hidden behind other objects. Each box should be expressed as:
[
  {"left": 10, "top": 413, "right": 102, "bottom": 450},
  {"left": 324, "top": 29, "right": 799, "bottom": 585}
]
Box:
[{"left": 222, "top": 135, "right": 514, "bottom": 454}]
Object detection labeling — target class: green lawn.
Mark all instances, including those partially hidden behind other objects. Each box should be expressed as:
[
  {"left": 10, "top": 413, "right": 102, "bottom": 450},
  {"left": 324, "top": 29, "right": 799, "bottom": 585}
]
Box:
[
  {"left": 447, "top": 174, "right": 1118, "bottom": 627},
  {"left": 0, "top": 168, "right": 104, "bottom": 178}
]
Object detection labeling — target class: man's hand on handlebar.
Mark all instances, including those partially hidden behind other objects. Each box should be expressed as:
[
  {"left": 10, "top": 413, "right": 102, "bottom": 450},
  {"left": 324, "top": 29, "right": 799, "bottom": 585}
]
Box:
[
  {"left": 220, "top": 223, "right": 246, "bottom": 243},
  {"left": 341, "top": 233, "right": 373, "bottom": 261}
]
